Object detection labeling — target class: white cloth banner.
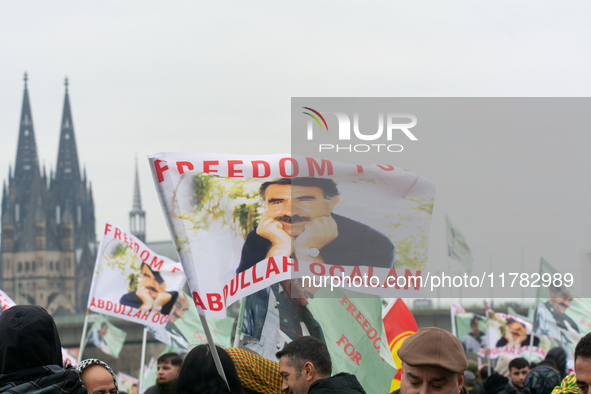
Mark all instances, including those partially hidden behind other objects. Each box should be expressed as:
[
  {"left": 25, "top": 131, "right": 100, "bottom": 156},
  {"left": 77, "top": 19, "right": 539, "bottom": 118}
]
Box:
[
  {"left": 148, "top": 153, "right": 435, "bottom": 318},
  {"left": 87, "top": 221, "right": 185, "bottom": 329},
  {"left": 486, "top": 312, "right": 546, "bottom": 359},
  {"left": 0, "top": 290, "right": 14, "bottom": 313}
]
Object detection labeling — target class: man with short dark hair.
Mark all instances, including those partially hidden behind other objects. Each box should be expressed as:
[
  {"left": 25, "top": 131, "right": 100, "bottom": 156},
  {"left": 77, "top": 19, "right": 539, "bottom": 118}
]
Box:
[
  {"left": 276, "top": 336, "right": 366, "bottom": 394},
  {"left": 574, "top": 332, "right": 591, "bottom": 394},
  {"left": 144, "top": 353, "right": 183, "bottom": 394},
  {"left": 391, "top": 327, "right": 469, "bottom": 394},
  {"left": 499, "top": 358, "right": 529, "bottom": 394}
]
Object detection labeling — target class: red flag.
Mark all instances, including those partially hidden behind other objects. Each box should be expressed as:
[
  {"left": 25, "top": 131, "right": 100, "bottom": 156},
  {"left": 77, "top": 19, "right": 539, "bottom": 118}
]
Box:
[{"left": 383, "top": 299, "right": 418, "bottom": 391}]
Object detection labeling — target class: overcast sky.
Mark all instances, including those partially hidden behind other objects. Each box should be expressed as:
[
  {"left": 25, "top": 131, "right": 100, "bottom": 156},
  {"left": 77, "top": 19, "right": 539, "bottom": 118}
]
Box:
[{"left": 1, "top": 1, "right": 590, "bottom": 298}]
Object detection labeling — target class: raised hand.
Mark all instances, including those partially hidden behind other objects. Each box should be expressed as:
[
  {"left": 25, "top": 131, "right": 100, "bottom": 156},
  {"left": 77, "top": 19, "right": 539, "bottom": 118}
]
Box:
[
  {"left": 257, "top": 216, "right": 292, "bottom": 256},
  {"left": 294, "top": 216, "right": 338, "bottom": 251}
]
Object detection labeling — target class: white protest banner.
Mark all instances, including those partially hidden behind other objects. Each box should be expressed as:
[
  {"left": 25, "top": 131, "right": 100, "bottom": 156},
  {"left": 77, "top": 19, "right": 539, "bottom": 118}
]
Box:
[
  {"left": 0, "top": 289, "right": 15, "bottom": 313},
  {"left": 148, "top": 153, "right": 435, "bottom": 318},
  {"left": 87, "top": 221, "right": 185, "bottom": 329},
  {"left": 486, "top": 310, "right": 549, "bottom": 359}
]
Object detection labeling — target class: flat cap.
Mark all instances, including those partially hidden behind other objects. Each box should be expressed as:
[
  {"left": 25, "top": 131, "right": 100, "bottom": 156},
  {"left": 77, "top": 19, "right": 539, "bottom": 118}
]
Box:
[{"left": 398, "top": 327, "right": 468, "bottom": 374}]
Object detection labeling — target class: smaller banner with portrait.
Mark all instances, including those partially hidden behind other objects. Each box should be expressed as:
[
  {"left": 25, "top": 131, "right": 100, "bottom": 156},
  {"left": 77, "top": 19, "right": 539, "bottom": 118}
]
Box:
[
  {"left": 486, "top": 310, "right": 547, "bottom": 359},
  {"left": 533, "top": 258, "right": 589, "bottom": 375},
  {"left": 148, "top": 292, "right": 234, "bottom": 350},
  {"left": 87, "top": 221, "right": 185, "bottom": 329},
  {"left": 454, "top": 312, "right": 486, "bottom": 358},
  {"left": 87, "top": 315, "right": 127, "bottom": 358},
  {"left": 117, "top": 372, "right": 138, "bottom": 394}
]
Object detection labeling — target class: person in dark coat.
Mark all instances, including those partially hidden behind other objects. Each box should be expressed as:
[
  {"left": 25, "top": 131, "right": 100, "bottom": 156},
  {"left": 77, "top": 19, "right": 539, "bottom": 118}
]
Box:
[
  {"left": 276, "top": 336, "right": 366, "bottom": 394},
  {"left": 545, "top": 347, "right": 568, "bottom": 380},
  {"left": 0, "top": 305, "right": 87, "bottom": 394},
  {"left": 483, "top": 373, "right": 509, "bottom": 394}
]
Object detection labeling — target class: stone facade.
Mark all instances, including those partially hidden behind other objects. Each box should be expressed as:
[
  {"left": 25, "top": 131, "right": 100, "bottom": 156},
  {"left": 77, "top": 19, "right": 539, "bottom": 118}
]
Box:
[{"left": 1, "top": 74, "right": 96, "bottom": 315}]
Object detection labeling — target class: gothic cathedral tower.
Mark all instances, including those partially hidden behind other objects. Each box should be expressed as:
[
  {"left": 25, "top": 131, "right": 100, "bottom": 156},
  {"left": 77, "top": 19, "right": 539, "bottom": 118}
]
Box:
[{"left": 1, "top": 75, "right": 96, "bottom": 315}]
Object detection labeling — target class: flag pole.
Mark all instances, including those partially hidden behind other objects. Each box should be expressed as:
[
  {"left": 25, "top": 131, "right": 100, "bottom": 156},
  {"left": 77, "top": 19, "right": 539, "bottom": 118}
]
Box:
[
  {"left": 233, "top": 298, "right": 246, "bottom": 348},
  {"left": 485, "top": 302, "right": 491, "bottom": 377},
  {"left": 199, "top": 314, "right": 230, "bottom": 391},
  {"left": 138, "top": 326, "right": 148, "bottom": 394},
  {"left": 77, "top": 309, "right": 91, "bottom": 364},
  {"left": 450, "top": 304, "right": 457, "bottom": 336}
]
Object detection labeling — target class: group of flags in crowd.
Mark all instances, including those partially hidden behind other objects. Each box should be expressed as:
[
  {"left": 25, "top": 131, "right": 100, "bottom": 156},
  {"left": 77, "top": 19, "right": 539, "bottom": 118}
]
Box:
[{"left": 0, "top": 153, "right": 586, "bottom": 393}]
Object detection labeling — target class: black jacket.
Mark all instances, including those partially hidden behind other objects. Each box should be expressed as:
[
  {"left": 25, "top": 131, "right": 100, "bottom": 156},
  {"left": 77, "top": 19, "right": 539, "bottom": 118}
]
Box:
[
  {"left": 484, "top": 373, "right": 509, "bottom": 394},
  {"left": 0, "top": 305, "right": 86, "bottom": 394},
  {"left": 309, "top": 373, "right": 367, "bottom": 394}
]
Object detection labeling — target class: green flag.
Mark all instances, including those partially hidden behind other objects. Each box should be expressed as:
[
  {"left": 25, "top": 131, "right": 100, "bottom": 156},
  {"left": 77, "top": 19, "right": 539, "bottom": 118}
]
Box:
[
  {"left": 445, "top": 216, "right": 473, "bottom": 273},
  {"left": 307, "top": 288, "right": 396, "bottom": 394},
  {"left": 533, "top": 258, "right": 589, "bottom": 371},
  {"left": 149, "top": 292, "right": 234, "bottom": 349},
  {"left": 87, "top": 315, "right": 127, "bottom": 358}
]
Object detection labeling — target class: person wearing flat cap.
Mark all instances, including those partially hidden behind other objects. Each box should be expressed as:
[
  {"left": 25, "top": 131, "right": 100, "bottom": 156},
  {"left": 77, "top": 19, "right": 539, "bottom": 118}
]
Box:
[{"left": 390, "top": 327, "right": 469, "bottom": 394}]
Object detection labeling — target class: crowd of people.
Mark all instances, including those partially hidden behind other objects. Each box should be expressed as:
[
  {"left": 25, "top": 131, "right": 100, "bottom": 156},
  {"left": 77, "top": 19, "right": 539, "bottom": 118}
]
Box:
[{"left": 3, "top": 304, "right": 591, "bottom": 394}]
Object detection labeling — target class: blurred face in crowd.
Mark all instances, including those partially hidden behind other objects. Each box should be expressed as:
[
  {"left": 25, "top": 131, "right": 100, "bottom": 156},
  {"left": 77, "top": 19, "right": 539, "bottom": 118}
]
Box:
[
  {"left": 157, "top": 361, "right": 180, "bottom": 383},
  {"left": 549, "top": 287, "right": 573, "bottom": 314},
  {"left": 509, "top": 366, "right": 530, "bottom": 388},
  {"left": 400, "top": 363, "right": 463, "bottom": 394},
  {"left": 576, "top": 356, "right": 591, "bottom": 394},
  {"left": 81, "top": 365, "right": 117, "bottom": 394}
]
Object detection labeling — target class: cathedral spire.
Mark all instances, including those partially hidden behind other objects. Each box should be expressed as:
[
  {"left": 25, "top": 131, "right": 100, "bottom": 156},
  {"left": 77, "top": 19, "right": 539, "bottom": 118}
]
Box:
[
  {"left": 132, "top": 156, "right": 142, "bottom": 212},
  {"left": 54, "top": 77, "right": 81, "bottom": 183},
  {"left": 129, "top": 155, "right": 146, "bottom": 242},
  {"left": 14, "top": 72, "right": 40, "bottom": 184}
]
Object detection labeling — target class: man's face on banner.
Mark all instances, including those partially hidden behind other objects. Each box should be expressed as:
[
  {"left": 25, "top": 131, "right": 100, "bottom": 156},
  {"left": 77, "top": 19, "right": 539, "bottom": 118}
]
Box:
[
  {"left": 140, "top": 264, "right": 164, "bottom": 299},
  {"left": 99, "top": 324, "right": 108, "bottom": 338},
  {"left": 170, "top": 294, "right": 190, "bottom": 323},
  {"left": 506, "top": 322, "right": 527, "bottom": 343},
  {"left": 263, "top": 184, "right": 338, "bottom": 237},
  {"left": 549, "top": 287, "right": 573, "bottom": 314}
]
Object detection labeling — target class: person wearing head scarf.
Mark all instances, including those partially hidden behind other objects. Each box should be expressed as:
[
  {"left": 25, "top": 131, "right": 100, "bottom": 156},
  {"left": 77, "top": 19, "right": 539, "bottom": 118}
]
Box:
[
  {"left": 551, "top": 374, "right": 578, "bottom": 394},
  {"left": 77, "top": 359, "right": 118, "bottom": 394},
  {"left": 225, "top": 348, "right": 282, "bottom": 394},
  {"left": 0, "top": 305, "right": 87, "bottom": 394},
  {"left": 523, "top": 366, "right": 562, "bottom": 394}
]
